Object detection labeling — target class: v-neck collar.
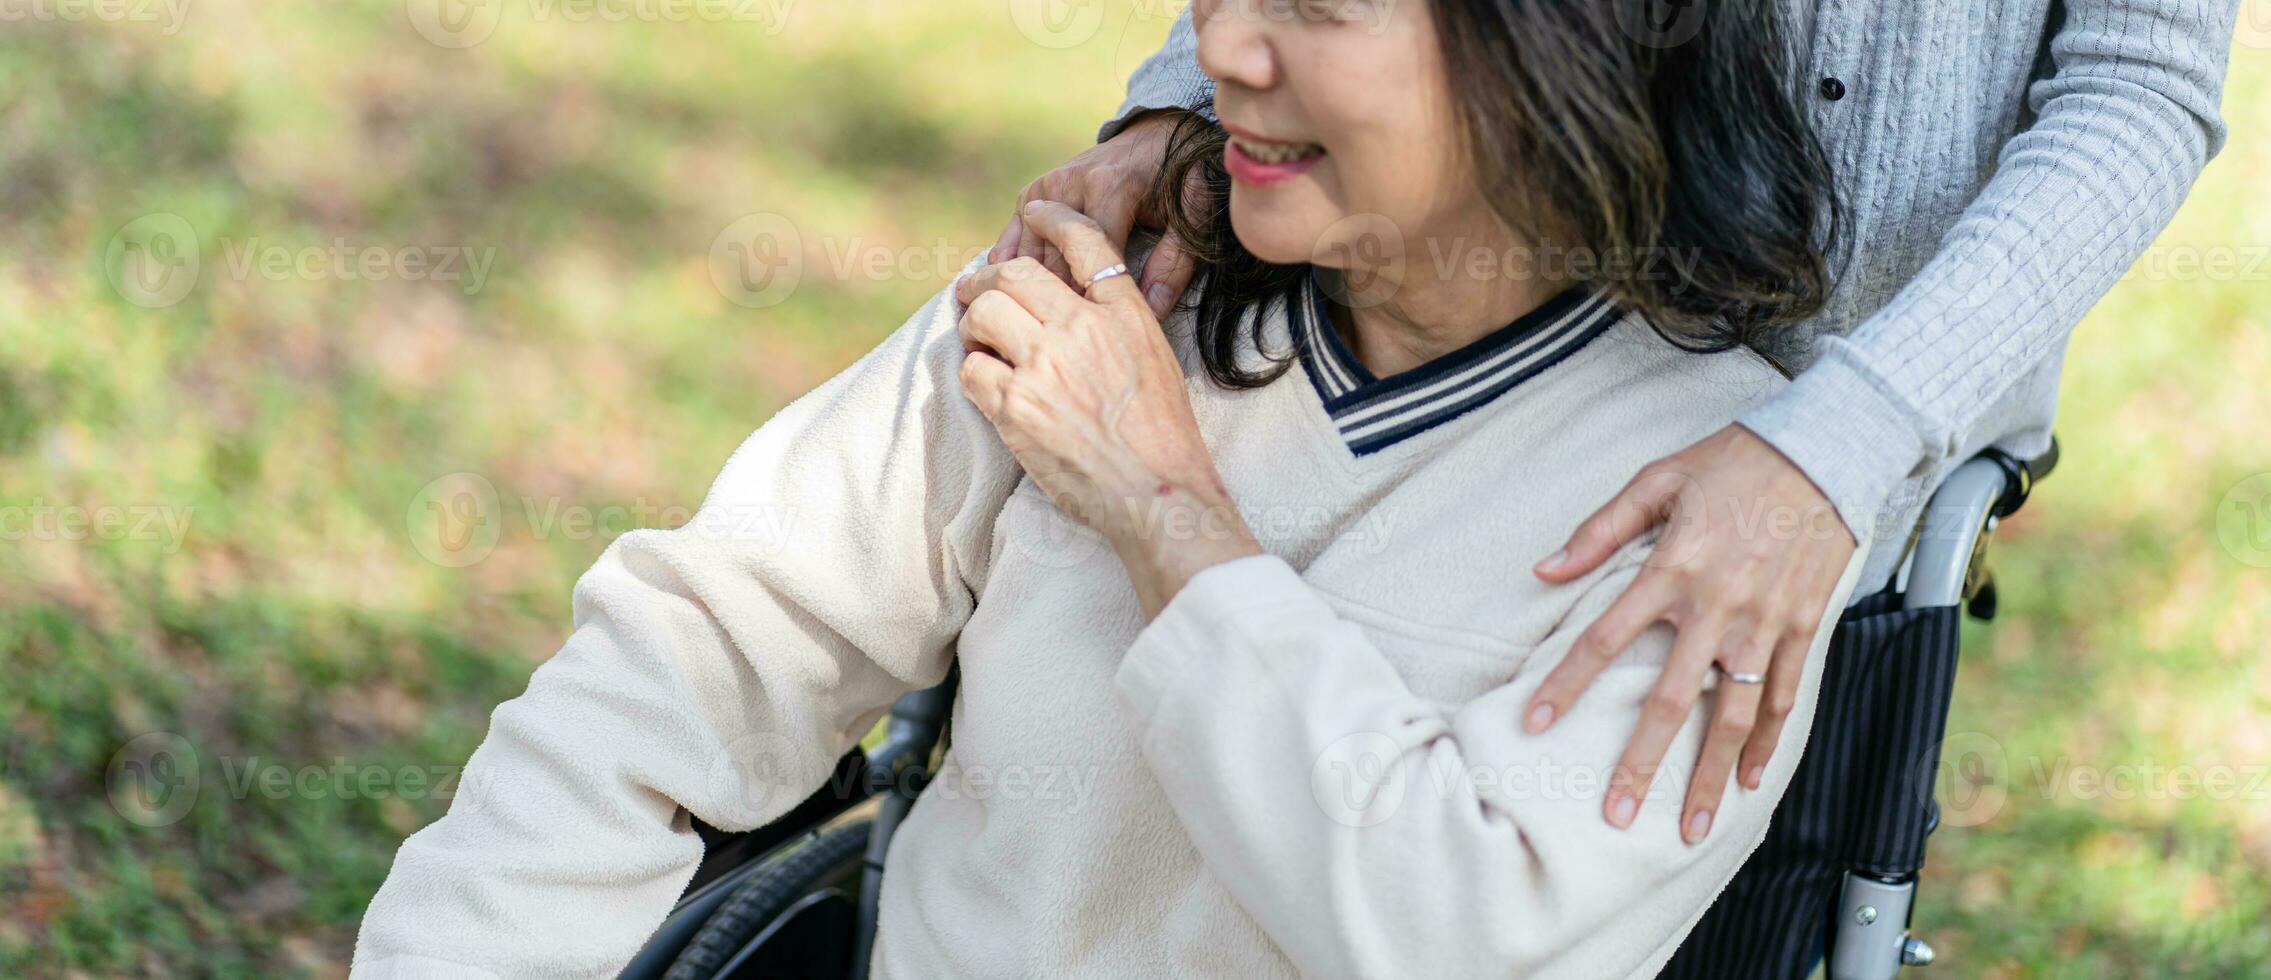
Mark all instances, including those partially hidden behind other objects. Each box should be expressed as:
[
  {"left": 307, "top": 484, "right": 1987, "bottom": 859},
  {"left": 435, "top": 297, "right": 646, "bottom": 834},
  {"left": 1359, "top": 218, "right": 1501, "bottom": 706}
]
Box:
[{"left": 1292, "top": 267, "right": 1625, "bottom": 456}]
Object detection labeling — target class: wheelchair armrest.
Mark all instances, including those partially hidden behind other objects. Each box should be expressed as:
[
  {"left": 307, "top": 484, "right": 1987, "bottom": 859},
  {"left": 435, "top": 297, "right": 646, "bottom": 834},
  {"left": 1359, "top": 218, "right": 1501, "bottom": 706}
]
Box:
[
  {"left": 1903, "top": 460, "right": 2005, "bottom": 611},
  {"left": 1902, "top": 439, "right": 2057, "bottom": 612}
]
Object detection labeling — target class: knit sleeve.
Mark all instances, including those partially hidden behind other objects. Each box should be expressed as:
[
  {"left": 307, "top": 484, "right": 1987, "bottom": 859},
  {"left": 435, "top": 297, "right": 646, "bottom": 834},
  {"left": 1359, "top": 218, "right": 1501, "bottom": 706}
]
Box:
[
  {"left": 1739, "top": 0, "right": 2236, "bottom": 538},
  {"left": 352, "top": 262, "right": 1022, "bottom": 978},
  {"left": 1115, "top": 548, "right": 1870, "bottom": 978},
  {"left": 1097, "top": 6, "right": 1215, "bottom": 143}
]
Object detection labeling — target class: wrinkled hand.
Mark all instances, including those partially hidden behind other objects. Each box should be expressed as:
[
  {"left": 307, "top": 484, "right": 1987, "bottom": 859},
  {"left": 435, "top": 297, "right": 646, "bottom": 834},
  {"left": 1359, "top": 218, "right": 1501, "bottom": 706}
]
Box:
[
  {"left": 1525, "top": 424, "right": 1857, "bottom": 845},
  {"left": 989, "top": 109, "right": 1203, "bottom": 319},
  {"left": 958, "top": 200, "right": 1258, "bottom": 617}
]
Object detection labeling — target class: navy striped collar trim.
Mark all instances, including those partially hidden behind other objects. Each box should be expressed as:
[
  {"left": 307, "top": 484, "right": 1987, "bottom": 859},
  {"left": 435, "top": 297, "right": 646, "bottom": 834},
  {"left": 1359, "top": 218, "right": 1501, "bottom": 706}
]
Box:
[{"left": 1293, "top": 268, "right": 1623, "bottom": 456}]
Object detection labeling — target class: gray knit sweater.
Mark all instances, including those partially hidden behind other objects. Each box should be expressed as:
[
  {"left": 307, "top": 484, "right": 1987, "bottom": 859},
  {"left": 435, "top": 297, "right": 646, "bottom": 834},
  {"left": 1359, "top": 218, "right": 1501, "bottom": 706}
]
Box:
[{"left": 1104, "top": 1, "right": 2237, "bottom": 593}]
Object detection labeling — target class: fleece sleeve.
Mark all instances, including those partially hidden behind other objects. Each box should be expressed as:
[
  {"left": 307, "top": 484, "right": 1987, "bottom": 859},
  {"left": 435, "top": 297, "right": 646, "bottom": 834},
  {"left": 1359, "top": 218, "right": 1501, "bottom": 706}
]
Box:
[
  {"left": 351, "top": 264, "right": 1021, "bottom": 979},
  {"left": 1116, "top": 549, "right": 1868, "bottom": 979}
]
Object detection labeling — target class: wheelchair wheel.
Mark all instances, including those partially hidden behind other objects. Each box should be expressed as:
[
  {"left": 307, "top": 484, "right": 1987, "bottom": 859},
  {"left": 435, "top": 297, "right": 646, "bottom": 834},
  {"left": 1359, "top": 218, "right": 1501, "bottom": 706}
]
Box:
[{"left": 663, "top": 818, "right": 872, "bottom": 980}]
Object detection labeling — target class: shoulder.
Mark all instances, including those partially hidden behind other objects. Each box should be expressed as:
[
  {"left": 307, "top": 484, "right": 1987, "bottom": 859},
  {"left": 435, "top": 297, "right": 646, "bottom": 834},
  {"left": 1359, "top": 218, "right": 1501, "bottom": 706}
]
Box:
[
  {"left": 1458, "top": 311, "right": 1785, "bottom": 525},
  {"left": 1559, "top": 311, "right": 1786, "bottom": 450}
]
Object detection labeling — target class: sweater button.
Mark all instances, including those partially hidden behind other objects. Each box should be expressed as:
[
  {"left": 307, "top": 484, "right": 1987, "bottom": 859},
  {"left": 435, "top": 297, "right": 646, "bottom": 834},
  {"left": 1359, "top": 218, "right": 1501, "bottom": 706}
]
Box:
[{"left": 1818, "top": 77, "right": 1847, "bottom": 101}]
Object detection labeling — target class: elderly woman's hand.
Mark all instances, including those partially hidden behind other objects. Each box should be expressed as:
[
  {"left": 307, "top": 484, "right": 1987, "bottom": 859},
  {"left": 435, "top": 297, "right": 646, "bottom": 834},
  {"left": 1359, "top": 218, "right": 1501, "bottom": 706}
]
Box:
[
  {"left": 957, "top": 200, "right": 1260, "bottom": 617},
  {"left": 1524, "top": 425, "right": 1857, "bottom": 845}
]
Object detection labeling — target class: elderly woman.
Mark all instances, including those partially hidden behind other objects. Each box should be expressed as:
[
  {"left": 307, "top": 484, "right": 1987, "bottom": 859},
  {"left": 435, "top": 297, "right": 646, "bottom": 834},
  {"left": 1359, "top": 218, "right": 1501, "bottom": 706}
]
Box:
[{"left": 356, "top": 0, "right": 1873, "bottom": 976}]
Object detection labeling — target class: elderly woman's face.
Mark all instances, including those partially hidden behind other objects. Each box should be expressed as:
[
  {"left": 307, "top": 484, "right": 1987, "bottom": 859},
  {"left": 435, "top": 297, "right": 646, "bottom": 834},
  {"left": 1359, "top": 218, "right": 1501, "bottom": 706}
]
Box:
[{"left": 1194, "top": 0, "right": 1467, "bottom": 274}]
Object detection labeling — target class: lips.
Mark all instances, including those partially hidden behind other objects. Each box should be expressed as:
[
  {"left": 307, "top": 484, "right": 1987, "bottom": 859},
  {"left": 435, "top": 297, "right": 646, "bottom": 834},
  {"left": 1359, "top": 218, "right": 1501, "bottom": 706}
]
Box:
[{"left": 1222, "top": 125, "right": 1326, "bottom": 187}]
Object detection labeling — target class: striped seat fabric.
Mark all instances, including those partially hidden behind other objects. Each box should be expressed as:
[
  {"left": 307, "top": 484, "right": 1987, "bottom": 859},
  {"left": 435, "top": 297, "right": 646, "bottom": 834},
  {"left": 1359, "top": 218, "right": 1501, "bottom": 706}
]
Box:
[{"left": 1659, "top": 588, "right": 1964, "bottom": 979}]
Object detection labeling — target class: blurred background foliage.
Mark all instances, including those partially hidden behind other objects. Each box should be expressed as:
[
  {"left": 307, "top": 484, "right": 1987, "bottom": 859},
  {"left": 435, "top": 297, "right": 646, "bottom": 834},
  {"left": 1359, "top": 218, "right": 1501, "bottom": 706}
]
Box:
[{"left": 0, "top": 2, "right": 2266, "bottom": 976}]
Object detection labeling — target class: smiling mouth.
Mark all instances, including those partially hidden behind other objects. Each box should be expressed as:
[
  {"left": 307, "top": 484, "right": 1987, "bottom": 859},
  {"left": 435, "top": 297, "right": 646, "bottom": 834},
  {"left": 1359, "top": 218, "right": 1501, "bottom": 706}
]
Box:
[{"left": 1228, "top": 134, "right": 1326, "bottom": 164}]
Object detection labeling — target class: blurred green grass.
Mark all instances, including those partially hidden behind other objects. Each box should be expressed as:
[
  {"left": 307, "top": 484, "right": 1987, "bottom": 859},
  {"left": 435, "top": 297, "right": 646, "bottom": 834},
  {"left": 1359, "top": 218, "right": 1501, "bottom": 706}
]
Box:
[{"left": 1, "top": 3, "right": 2266, "bottom": 976}]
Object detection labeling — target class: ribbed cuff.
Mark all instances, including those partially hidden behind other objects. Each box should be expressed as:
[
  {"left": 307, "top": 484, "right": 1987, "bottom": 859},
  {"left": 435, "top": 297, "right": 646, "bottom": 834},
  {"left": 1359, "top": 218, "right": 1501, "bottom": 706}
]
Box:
[
  {"left": 1737, "top": 337, "right": 1935, "bottom": 548},
  {"left": 1115, "top": 553, "right": 1312, "bottom": 723}
]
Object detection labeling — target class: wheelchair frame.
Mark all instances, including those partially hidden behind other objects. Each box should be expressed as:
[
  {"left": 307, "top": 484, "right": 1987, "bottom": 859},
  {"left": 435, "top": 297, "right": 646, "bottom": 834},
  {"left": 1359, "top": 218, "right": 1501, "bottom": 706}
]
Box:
[{"left": 627, "top": 442, "right": 2056, "bottom": 980}]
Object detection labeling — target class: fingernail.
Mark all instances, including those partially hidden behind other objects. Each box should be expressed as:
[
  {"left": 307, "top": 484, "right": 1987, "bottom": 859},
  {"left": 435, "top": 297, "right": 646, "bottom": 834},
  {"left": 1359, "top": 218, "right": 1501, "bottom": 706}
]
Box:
[
  {"left": 1536, "top": 549, "right": 1567, "bottom": 574},
  {"left": 1146, "top": 282, "right": 1173, "bottom": 313},
  {"left": 1524, "top": 703, "right": 1555, "bottom": 733},
  {"left": 1684, "top": 809, "right": 1712, "bottom": 843},
  {"left": 1743, "top": 766, "right": 1764, "bottom": 790},
  {"left": 1608, "top": 792, "right": 1637, "bottom": 828},
  {"left": 1023, "top": 199, "right": 1049, "bottom": 214}
]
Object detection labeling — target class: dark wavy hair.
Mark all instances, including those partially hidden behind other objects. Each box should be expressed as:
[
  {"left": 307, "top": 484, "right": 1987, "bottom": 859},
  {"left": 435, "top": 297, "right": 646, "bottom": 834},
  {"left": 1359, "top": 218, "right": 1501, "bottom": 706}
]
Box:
[{"left": 1155, "top": 0, "right": 1841, "bottom": 387}]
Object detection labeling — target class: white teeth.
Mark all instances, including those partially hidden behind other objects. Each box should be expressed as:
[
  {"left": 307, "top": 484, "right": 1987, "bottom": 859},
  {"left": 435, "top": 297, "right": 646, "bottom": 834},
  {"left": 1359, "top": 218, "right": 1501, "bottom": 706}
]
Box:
[{"left": 1232, "top": 135, "right": 1324, "bottom": 165}]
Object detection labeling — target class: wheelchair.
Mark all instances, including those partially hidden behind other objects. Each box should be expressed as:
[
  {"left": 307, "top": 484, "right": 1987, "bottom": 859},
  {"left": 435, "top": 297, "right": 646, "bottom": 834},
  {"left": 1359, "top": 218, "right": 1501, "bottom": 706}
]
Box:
[{"left": 621, "top": 442, "right": 2058, "bottom": 980}]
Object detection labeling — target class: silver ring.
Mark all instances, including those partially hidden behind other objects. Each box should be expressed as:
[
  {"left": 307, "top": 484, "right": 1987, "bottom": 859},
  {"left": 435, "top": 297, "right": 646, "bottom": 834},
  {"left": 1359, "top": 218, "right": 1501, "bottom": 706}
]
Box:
[
  {"left": 1717, "top": 667, "right": 1766, "bottom": 685},
  {"left": 1085, "top": 263, "right": 1129, "bottom": 290}
]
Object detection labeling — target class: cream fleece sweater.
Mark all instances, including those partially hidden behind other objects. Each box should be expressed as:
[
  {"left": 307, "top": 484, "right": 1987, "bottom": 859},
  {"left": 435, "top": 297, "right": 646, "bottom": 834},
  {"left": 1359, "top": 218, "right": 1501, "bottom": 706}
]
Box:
[{"left": 353, "top": 261, "right": 1872, "bottom": 978}]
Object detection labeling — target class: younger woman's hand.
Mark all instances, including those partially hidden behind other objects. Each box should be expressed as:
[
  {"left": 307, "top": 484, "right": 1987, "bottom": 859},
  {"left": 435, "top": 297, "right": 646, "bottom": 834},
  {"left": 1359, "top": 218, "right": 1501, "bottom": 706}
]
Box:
[
  {"left": 989, "top": 110, "right": 1203, "bottom": 319},
  {"left": 957, "top": 200, "right": 1258, "bottom": 616},
  {"left": 1525, "top": 425, "right": 1858, "bottom": 845}
]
